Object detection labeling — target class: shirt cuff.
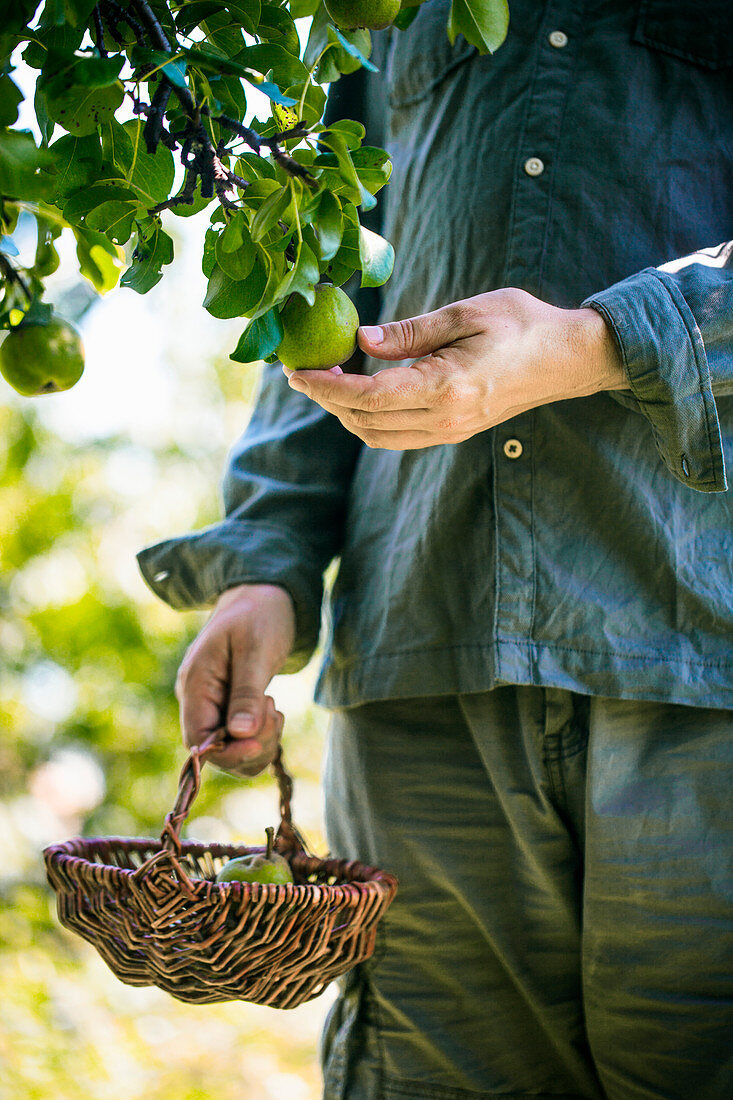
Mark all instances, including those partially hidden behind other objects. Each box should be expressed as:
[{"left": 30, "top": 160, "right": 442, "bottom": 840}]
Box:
[
  {"left": 136, "top": 519, "right": 325, "bottom": 672},
  {"left": 583, "top": 268, "right": 727, "bottom": 492}
]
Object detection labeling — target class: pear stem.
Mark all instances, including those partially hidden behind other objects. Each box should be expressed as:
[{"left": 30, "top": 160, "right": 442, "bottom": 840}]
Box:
[{"left": 265, "top": 826, "right": 274, "bottom": 860}]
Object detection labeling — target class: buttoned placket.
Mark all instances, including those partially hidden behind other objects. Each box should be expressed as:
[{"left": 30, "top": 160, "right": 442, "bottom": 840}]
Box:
[{"left": 493, "top": 1, "right": 580, "bottom": 680}]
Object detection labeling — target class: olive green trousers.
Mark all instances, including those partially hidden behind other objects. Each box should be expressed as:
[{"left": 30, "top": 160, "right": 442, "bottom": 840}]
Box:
[{"left": 320, "top": 688, "right": 733, "bottom": 1099}]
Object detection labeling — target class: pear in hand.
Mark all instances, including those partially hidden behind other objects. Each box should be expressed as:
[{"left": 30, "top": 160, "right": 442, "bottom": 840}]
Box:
[
  {"left": 215, "top": 827, "right": 294, "bottom": 886},
  {"left": 277, "top": 283, "right": 359, "bottom": 371}
]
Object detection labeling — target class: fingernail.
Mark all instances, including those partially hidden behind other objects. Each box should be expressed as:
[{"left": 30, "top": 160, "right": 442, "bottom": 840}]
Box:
[
  {"left": 328, "top": 365, "right": 343, "bottom": 375},
  {"left": 360, "top": 325, "right": 384, "bottom": 344},
  {"left": 229, "top": 712, "right": 256, "bottom": 733}
]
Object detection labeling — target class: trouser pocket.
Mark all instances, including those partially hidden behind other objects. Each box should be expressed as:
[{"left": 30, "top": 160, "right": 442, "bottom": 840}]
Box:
[{"left": 321, "top": 966, "right": 381, "bottom": 1100}]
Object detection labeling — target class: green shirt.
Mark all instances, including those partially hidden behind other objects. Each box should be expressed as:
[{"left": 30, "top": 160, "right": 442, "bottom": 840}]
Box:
[{"left": 138, "top": 0, "right": 733, "bottom": 709}]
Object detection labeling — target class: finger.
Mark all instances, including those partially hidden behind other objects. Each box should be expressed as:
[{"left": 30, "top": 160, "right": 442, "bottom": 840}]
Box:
[
  {"left": 177, "top": 619, "right": 274, "bottom": 755},
  {"left": 176, "top": 638, "right": 231, "bottom": 748},
  {"left": 287, "top": 362, "right": 431, "bottom": 412},
  {"left": 358, "top": 300, "right": 483, "bottom": 361},
  {"left": 316, "top": 400, "right": 438, "bottom": 431},
  {"left": 210, "top": 699, "right": 284, "bottom": 777},
  {"left": 336, "top": 426, "right": 443, "bottom": 450}
]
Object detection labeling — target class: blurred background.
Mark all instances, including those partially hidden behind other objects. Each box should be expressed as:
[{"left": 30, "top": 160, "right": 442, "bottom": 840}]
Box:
[{"left": 0, "top": 207, "right": 335, "bottom": 1100}]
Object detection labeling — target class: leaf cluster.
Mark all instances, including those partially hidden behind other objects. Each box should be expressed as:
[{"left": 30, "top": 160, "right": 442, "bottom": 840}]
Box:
[{"left": 0, "top": 0, "right": 508, "bottom": 371}]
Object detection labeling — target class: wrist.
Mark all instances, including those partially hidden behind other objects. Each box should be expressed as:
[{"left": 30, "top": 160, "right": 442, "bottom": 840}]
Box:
[
  {"left": 216, "top": 582, "right": 293, "bottom": 611},
  {"left": 575, "top": 306, "right": 627, "bottom": 393}
]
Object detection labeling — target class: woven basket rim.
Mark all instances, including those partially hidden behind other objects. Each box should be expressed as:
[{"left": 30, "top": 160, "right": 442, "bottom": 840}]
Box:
[{"left": 43, "top": 834, "right": 398, "bottom": 891}]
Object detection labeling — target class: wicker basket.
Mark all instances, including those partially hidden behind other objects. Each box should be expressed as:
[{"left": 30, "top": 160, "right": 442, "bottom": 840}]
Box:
[{"left": 43, "top": 731, "right": 398, "bottom": 1009}]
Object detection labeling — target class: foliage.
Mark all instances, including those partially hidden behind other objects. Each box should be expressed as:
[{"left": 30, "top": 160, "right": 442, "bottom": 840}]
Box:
[{"left": 0, "top": 0, "right": 509, "bottom": 368}]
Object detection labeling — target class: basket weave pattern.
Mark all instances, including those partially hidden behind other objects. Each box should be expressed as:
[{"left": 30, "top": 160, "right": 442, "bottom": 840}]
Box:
[{"left": 44, "top": 733, "right": 398, "bottom": 1009}]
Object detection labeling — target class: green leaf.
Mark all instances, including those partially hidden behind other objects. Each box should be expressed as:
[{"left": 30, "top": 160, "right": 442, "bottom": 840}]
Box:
[
  {"left": 75, "top": 227, "right": 123, "bottom": 293},
  {"left": 203, "top": 256, "right": 268, "bottom": 318},
  {"left": 305, "top": 6, "right": 375, "bottom": 82},
  {"left": 0, "top": 130, "right": 52, "bottom": 201},
  {"left": 318, "top": 131, "right": 362, "bottom": 205},
  {"left": 257, "top": 5, "right": 301, "bottom": 56},
  {"left": 120, "top": 224, "right": 174, "bottom": 294},
  {"left": 43, "top": 133, "right": 102, "bottom": 199},
  {"left": 447, "top": 0, "right": 509, "bottom": 54},
  {"left": 256, "top": 82, "right": 298, "bottom": 107},
  {"left": 175, "top": 1, "right": 217, "bottom": 35},
  {"left": 84, "top": 201, "right": 137, "bottom": 245},
  {"left": 236, "top": 152, "right": 277, "bottom": 182},
  {"left": 199, "top": 9, "right": 246, "bottom": 58},
  {"left": 23, "top": 25, "right": 84, "bottom": 71},
  {"left": 359, "top": 226, "right": 394, "bottom": 288},
  {"left": 351, "top": 146, "right": 392, "bottom": 194},
  {"left": 44, "top": 81, "right": 125, "bottom": 137},
  {"left": 215, "top": 222, "right": 257, "bottom": 280},
  {"left": 288, "top": 0, "right": 321, "bottom": 16},
  {"left": 181, "top": 43, "right": 256, "bottom": 79},
  {"left": 34, "top": 86, "right": 54, "bottom": 144},
  {"left": 328, "top": 26, "right": 378, "bottom": 73},
  {"left": 393, "top": 5, "right": 420, "bottom": 30},
  {"left": 41, "top": 54, "right": 124, "bottom": 96},
  {"left": 166, "top": 177, "right": 215, "bottom": 217},
  {"left": 230, "top": 307, "right": 284, "bottom": 363},
  {"left": 219, "top": 213, "right": 244, "bottom": 251},
  {"left": 280, "top": 240, "right": 319, "bottom": 304},
  {"left": 325, "top": 204, "right": 360, "bottom": 286},
  {"left": 62, "top": 182, "right": 138, "bottom": 224},
  {"left": 65, "top": 0, "right": 98, "bottom": 29},
  {"left": 314, "top": 190, "right": 343, "bottom": 261},
  {"left": 283, "top": 79, "right": 327, "bottom": 128},
  {"left": 242, "top": 178, "right": 284, "bottom": 208},
  {"left": 114, "top": 119, "right": 175, "bottom": 206},
  {"left": 207, "top": 73, "right": 247, "bottom": 117},
  {"left": 176, "top": 2, "right": 233, "bottom": 36},
  {"left": 323, "top": 118, "right": 365, "bottom": 150},
  {"left": 0, "top": 74, "right": 23, "bottom": 127},
  {"left": 129, "top": 47, "right": 188, "bottom": 90},
  {"left": 249, "top": 184, "right": 292, "bottom": 243},
  {"left": 237, "top": 43, "right": 309, "bottom": 87}
]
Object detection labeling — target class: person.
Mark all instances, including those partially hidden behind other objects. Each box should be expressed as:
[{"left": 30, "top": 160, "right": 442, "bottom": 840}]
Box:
[{"left": 138, "top": 2, "right": 733, "bottom": 1097}]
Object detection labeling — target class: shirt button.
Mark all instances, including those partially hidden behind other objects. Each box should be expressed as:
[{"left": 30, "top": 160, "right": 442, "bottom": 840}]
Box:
[
  {"left": 503, "top": 438, "right": 523, "bottom": 459},
  {"left": 523, "top": 156, "right": 544, "bottom": 177},
  {"left": 548, "top": 30, "right": 568, "bottom": 48}
]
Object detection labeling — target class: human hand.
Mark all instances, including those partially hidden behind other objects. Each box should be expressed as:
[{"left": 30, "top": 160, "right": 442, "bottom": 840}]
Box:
[
  {"left": 284, "top": 288, "right": 626, "bottom": 449},
  {"left": 175, "top": 583, "right": 296, "bottom": 777}
]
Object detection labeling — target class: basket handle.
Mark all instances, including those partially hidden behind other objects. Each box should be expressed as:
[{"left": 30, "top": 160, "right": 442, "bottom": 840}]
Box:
[{"left": 160, "top": 720, "right": 305, "bottom": 857}]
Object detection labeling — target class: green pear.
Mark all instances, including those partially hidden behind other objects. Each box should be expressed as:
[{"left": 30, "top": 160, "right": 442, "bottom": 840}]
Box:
[
  {"left": 215, "top": 827, "right": 294, "bottom": 886},
  {"left": 277, "top": 284, "right": 359, "bottom": 371},
  {"left": 325, "top": 0, "right": 402, "bottom": 30},
  {"left": 0, "top": 317, "right": 84, "bottom": 396}
]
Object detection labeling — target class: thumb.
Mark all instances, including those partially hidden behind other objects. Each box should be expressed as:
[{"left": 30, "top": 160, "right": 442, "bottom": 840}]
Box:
[
  {"left": 227, "top": 681, "right": 270, "bottom": 739},
  {"left": 358, "top": 303, "right": 471, "bottom": 361}
]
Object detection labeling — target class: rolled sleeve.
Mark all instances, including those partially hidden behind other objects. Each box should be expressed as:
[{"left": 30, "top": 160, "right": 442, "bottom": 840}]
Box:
[
  {"left": 584, "top": 268, "right": 727, "bottom": 493},
  {"left": 136, "top": 519, "right": 325, "bottom": 671}
]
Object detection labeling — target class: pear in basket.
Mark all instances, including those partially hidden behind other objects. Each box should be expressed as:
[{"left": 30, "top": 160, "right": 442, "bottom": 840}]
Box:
[{"left": 215, "top": 827, "right": 294, "bottom": 885}]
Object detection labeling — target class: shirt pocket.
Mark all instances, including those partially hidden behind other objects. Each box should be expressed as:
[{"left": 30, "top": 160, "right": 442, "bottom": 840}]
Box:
[
  {"left": 632, "top": 0, "right": 733, "bottom": 69},
  {"left": 386, "top": 0, "right": 476, "bottom": 108}
]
